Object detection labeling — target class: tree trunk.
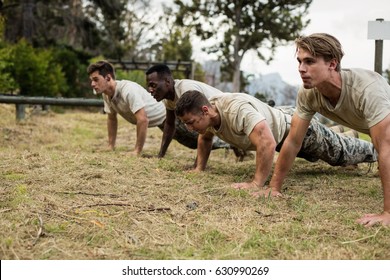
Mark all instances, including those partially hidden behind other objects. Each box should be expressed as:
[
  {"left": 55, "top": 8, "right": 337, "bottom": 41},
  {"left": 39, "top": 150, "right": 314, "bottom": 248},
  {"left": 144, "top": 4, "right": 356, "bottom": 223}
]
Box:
[{"left": 22, "top": 0, "right": 34, "bottom": 43}]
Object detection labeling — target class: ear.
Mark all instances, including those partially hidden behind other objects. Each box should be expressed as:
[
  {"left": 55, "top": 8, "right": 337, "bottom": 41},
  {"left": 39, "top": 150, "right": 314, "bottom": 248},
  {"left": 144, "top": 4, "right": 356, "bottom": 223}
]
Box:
[
  {"left": 201, "top": 105, "right": 209, "bottom": 114},
  {"left": 329, "top": 59, "right": 338, "bottom": 71}
]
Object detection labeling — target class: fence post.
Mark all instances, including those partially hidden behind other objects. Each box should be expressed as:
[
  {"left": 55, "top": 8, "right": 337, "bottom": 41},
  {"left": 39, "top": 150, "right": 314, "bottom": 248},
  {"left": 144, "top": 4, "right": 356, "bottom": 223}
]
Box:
[{"left": 15, "top": 104, "right": 26, "bottom": 121}]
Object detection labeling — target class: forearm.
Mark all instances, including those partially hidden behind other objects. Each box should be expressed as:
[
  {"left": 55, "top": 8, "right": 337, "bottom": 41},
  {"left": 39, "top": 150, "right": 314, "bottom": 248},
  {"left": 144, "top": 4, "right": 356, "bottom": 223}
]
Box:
[
  {"left": 134, "top": 119, "right": 149, "bottom": 155},
  {"left": 195, "top": 135, "right": 213, "bottom": 171},
  {"left": 253, "top": 147, "right": 275, "bottom": 188},
  {"left": 269, "top": 140, "right": 301, "bottom": 192},
  {"left": 159, "top": 123, "right": 175, "bottom": 158},
  {"left": 107, "top": 116, "right": 118, "bottom": 148},
  {"left": 377, "top": 148, "right": 390, "bottom": 213}
]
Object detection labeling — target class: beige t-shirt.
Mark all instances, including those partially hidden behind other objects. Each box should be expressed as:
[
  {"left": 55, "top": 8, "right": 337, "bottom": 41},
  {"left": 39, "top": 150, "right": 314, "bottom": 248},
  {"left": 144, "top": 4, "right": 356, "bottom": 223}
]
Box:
[
  {"left": 208, "top": 93, "right": 288, "bottom": 151},
  {"left": 103, "top": 80, "right": 165, "bottom": 127},
  {"left": 296, "top": 68, "right": 390, "bottom": 134},
  {"left": 163, "top": 79, "right": 224, "bottom": 110}
]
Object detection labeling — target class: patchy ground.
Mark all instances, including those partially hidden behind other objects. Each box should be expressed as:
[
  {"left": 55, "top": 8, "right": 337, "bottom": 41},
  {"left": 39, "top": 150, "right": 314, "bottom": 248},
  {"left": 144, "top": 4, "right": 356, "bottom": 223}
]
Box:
[{"left": 0, "top": 104, "right": 389, "bottom": 260}]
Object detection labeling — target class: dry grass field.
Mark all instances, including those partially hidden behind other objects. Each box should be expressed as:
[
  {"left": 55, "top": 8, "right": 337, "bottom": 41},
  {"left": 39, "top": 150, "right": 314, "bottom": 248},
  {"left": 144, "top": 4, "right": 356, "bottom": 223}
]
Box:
[{"left": 0, "top": 103, "right": 389, "bottom": 260}]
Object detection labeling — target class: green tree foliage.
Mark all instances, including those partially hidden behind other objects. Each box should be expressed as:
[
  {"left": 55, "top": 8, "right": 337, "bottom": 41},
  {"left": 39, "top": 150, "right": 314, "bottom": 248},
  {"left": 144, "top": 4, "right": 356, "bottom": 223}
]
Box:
[
  {"left": 84, "top": 0, "right": 159, "bottom": 60},
  {"left": 4, "top": 39, "right": 67, "bottom": 96},
  {"left": 174, "top": 0, "right": 312, "bottom": 91},
  {"left": 0, "top": 44, "right": 17, "bottom": 93},
  {"left": 153, "top": 7, "right": 193, "bottom": 62}
]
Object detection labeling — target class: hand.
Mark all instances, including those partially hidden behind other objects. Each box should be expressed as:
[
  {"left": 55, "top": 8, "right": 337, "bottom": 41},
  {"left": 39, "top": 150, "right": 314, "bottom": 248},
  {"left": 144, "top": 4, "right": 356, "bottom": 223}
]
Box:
[
  {"left": 251, "top": 187, "right": 282, "bottom": 198},
  {"left": 356, "top": 212, "right": 390, "bottom": 227},
  {"left": 101, "top": 144, "right": 115, "bottom": 152},
  {"left": 126, "top": 150, "right": 141, "bottom": 157},
  {"left": 232, "top": 181, "right": 259, "bottom": 190},
  {"left": 187, "top": 166, "right": 203, "bottom": 173}
]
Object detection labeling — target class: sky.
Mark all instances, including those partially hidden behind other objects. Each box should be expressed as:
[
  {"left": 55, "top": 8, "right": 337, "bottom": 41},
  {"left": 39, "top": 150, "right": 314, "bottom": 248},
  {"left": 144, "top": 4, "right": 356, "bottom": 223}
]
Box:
[{"left": 190, "top": 0, "right": 390, "bottom": 85}]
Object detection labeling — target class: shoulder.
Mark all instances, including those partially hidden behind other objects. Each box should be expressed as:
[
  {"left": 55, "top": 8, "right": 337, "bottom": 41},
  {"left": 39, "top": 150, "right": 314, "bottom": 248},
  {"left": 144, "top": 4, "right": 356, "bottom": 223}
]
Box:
[
  {"left": 117, "top": 80, "right": 148, "bottom": 95},
  {"left": 342, "top": 68, "right": 388, "bottom": 88}
]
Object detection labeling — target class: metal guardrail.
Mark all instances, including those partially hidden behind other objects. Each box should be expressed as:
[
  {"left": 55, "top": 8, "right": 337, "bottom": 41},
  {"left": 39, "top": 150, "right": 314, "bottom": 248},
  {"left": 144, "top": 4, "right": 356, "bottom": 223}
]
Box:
[{"left": 0, "top": 94, "right": 104, "bottom": 120}]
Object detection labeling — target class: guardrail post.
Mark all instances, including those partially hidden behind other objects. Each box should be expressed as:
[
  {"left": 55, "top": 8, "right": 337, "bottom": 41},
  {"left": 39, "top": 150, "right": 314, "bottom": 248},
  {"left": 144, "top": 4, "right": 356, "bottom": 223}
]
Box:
[{"left": 16, "top": 104, "right": 26, "bottom": 121}]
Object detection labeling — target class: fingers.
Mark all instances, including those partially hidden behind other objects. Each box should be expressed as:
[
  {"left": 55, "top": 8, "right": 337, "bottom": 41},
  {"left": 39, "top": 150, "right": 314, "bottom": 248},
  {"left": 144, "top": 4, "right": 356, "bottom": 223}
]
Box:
[
  {"left": 356, "top": 214, "right": 380, "bottom": 227},
  {"left": 232, "top": 182, "right": 253, "bottom": 190}
]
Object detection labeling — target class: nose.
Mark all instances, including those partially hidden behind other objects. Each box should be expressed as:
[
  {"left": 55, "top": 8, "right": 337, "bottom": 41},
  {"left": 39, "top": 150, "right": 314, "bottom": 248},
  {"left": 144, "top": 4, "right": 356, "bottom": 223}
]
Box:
[{"left": 298, "top": 63, "right": 306, "bottom": 73}]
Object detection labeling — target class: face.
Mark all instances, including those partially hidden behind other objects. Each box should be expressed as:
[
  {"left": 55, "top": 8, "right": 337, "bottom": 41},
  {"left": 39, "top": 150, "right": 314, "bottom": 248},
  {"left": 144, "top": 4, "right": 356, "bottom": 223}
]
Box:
[
  {"left": 89, "top": 71, "right": 109, "bottom": 94},
  {"left": 146, "top": 72, "right": 170, "bottom": 102},
  {"left": 178, "top": 111, "right": 209, "bottom": 134},
  {"left": 296, "top": 48, "right": 335, "bottom": 89}
]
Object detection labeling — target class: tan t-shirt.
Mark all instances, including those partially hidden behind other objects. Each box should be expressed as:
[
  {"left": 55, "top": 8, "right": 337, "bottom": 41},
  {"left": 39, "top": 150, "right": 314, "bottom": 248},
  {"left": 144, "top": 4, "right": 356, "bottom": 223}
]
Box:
[
  {"left": 163, "top": 79, "right": 224, "bottom": 111},
  {"left": 103, "top": 80, "right": 165, "bottom": 127},
  {"left": 296, "top": 68, "right": 390, "bottom": 134},
  {"left": 208, "top": 93, "right": 288, "bottom": 151}
]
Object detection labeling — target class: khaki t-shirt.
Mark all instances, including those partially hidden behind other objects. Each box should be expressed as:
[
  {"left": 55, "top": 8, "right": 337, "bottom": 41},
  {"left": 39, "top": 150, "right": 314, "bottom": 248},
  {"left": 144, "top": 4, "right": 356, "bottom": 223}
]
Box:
[
  {"left": 208, "top": 93, "right": 288, "bottom": 151},
  {"left": 163, "top": 79, "right": 224, "bottom": 111},
  {"left": 296, "top": 68, "right": 390, "bottom": 134},
  {"left": 103, "top": 80, "right": 165, "bottom": 127}
]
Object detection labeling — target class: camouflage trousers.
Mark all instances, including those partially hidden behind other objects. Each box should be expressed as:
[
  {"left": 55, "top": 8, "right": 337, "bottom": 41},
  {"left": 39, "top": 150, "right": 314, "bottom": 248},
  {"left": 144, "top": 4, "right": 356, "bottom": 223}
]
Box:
[
  {"left": 158, "top": 119, "right": 230, "bottom": 150},
  {"left": 276, "top": 107, "right": 377, "bottom": 166}
]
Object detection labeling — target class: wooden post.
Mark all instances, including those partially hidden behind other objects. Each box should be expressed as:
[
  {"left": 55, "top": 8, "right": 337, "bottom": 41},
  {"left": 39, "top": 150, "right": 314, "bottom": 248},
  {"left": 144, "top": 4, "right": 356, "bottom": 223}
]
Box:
[
  {"left": 368, "top": 18, "right": 390, "bottom": 75},
  {"left": 374, "top": 18, "right": 384, "bottom": 75}
]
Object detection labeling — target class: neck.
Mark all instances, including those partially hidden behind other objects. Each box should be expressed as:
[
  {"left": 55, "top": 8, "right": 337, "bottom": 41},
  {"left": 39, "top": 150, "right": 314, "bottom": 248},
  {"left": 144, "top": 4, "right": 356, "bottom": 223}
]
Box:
[
  {"left": 105, "top": 81, "right": 116, "bottom": 98},
  {"left": 209, "top": 105, "right": 221, "bottom": 129},
  {"left": 317, "top": 71, "right": 342, "bottom": 107}
]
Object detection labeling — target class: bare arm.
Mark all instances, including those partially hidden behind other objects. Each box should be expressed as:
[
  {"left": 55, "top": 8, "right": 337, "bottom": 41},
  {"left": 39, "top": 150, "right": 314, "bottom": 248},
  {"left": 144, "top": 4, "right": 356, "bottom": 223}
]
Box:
[
  {"left": 133, "top": 108, "right": 149, "bottom": 156},
  {"left": 158, "top": 109, "right": 175, "bottom": 158},
  {"left": 357, "top": 113, "right": 390, "bottom": 227},
  {"left": 107, "top": 112, "right": 118, "bottom": 150},
  {"left": 194, "top": 131, "right": 214, "bottom": 171},
  {"left": 267, "top": 113, "right": 311, "bottom": 195},
  {"left": 233, "top": 120, "right": 276, "bottom": 190}
]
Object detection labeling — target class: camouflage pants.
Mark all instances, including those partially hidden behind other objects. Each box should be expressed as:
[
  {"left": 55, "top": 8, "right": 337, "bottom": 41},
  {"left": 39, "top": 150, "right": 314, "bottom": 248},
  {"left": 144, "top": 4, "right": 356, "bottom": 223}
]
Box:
[
  {"left": 276, "top": 107, "right": 377, "bottom": 166},
  {"left": 158, "top": 119, "right": 230, "bottom": 150}
]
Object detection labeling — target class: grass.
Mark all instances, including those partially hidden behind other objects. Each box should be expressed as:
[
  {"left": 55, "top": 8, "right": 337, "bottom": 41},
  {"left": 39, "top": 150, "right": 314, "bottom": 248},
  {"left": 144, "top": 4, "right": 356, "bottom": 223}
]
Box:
[{"left": 0, "top": 103, "right": 389, "bottom": 260}]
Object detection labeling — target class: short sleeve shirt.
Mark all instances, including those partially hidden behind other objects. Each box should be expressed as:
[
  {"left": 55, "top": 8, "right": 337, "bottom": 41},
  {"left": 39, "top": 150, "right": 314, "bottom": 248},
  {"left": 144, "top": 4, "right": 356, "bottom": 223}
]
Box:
[
  {"left": 208, "top": 93, "right": 288, "bottom": 151},
  {"left": 103, "top": 80, "right": 165, "bottom": 127},
  {"left": 296, "top": 68, "right": 390, "bottom": 134},
  {"left": 163, "top": 79, "right": 225, "bottom": 110}
]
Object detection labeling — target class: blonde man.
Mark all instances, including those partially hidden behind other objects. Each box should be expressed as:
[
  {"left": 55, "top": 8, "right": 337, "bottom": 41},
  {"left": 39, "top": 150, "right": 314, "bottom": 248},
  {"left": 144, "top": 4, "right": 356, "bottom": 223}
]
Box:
[{"left": 265, "top": 33, "right": 390, "bottom": 227}]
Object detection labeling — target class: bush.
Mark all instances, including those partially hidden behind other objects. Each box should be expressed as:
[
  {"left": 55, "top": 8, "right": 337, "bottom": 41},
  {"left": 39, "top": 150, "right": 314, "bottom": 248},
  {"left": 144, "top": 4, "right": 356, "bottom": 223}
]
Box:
[{"left": 1, "top": 39, "right": 67, "bottom": 97}]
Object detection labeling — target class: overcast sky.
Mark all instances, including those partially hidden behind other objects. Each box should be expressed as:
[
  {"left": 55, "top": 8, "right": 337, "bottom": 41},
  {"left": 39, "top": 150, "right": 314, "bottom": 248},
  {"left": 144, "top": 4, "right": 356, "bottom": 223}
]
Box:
[{"left": 237, "top": 0, "right": 390, "bottom": 85}]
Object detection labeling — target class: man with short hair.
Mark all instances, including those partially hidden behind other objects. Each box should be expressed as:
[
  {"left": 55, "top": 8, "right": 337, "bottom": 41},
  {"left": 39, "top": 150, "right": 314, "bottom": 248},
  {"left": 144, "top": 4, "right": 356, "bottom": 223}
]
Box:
[
  {"left": 266, "top": 33, "right": 390, "bottom": 227},
  {"left": 175, "top": 90, "right": 377, "bottom": 191},
  {"left": 87, "top": 61, "right": 227, "bottom": 155},
  {"left": 145, "top": 64, "right": 228, "bottom": 158}
]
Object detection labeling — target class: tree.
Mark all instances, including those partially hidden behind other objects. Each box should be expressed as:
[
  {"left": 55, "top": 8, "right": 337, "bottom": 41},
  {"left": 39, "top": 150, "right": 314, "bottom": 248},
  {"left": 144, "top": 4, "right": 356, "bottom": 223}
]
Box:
[
  {"left": 174, "top": 0, "right": 312, "bottom": 91},
  {"left": 5, "top": 39, "right": 67, "bottom": 97}
]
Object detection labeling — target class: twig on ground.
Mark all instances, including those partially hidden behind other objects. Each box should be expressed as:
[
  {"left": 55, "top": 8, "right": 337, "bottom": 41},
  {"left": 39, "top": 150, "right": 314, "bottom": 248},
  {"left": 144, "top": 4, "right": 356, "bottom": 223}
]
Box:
[
  {"left": 72, "top": 202, "right": 136, "bottom": 209},
  {"left": 57, "top": 191, "right": 120, "bottom": 198},
  {"left": 341, "top": 228, "right": 382, "bottom": 244},
  {"left": 32, "top": 214, "right": 44, "bottom": 246}
]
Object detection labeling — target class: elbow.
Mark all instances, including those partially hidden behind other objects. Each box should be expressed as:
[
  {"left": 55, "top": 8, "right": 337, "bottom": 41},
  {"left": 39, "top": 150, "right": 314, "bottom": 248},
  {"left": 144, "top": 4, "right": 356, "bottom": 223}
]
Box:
[{"left": 269, "top": 138, "right": 277, "bottom": 151}]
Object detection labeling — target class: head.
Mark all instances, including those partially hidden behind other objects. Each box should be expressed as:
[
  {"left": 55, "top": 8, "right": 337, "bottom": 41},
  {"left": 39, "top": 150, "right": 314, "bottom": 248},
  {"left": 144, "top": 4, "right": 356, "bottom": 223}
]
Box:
[
  {"left": 175, "top": 90, "right": 212, "bottom": 134},
  {"left": 295, "top": 33, "right": 344, "bottom": 88},
  {"left": 145, "top": 64, "right": 174, "bottom": 101},
  {"left": 87, "top": 61, "right": 116, "bottom": 95}
]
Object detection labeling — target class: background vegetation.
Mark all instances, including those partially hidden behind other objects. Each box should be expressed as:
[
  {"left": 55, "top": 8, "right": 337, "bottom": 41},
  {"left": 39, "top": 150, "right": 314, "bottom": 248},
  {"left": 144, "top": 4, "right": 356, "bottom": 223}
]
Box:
[{"left": 0, "top": 0, "right": 315, "bottom": 96}]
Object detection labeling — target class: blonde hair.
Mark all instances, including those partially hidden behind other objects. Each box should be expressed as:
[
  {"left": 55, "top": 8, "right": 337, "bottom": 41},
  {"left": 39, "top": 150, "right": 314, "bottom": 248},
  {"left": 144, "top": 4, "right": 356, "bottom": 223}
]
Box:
[{"left": 295, "top": 33, "right": 344, "bottom": 71}]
